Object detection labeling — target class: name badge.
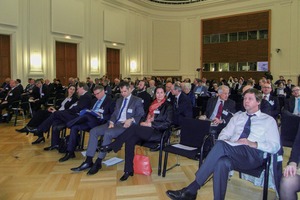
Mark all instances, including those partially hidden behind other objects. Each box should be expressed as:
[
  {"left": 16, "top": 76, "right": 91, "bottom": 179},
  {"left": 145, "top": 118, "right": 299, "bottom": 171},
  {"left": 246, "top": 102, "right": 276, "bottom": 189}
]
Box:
[
  {"left": 167, "top": 98, "right": 171, "bottom": 102},
  {"left": 269, "top": 100, "right": 274, "bottom": 106},
  {"left": 154, "top": 110, "right": 160, "bottom": 114},
  {"left": 127, "top": 108, "right": 133, "bottom": 113},
  {"left": 222, "top": 110, "right": 228, "bottom": 116},
  {"left": 9, "top": 93, "right": 13, "bottom": 96},
  {"left": 141, "top": 99, "right": 144, "bottom": 103},
  {"left": 99, "top": 108, "right": 104, "bottom": 113}
]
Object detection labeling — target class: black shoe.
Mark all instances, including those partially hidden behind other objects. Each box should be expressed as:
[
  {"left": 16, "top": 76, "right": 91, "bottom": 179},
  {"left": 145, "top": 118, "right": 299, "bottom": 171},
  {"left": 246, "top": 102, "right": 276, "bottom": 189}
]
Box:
[
  {"left": 87, "top": 161, "right": 102, "bottom": 175},
  {"left": 31, "top": 137, "right": 45, "bottom": 144},
  {"left": 15, "top": 127, "right": 29, "bottom": 134},
  {"left": 29, "top": 128, "right": 38, "bottom": 135},
  {"left": 71, "top": 162, "right": 93, "bottom": 172},
  {"left": 119, "top": 172, "right": 134, "bottom": 181},
  {"left": 59, "top": 152, "right": 75, "bottom": 162},
  {"left": 99, "top": 145, "right": 113, "bottom": 153},
  {"left": 44, "top": 145, "right": 59, "bottom": 151},
  {"left": 166, "top": 188, "right": 197, "bottom": 200},
  {"left": 150, "top": 144, "right": 160, "bottom": 152}
]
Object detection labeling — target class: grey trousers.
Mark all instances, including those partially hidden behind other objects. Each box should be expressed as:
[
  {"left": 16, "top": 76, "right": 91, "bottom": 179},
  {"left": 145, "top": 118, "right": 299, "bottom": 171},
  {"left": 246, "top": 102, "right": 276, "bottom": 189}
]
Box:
[{"left": 86, "top": 122, "right": 126, "bottom": 159}]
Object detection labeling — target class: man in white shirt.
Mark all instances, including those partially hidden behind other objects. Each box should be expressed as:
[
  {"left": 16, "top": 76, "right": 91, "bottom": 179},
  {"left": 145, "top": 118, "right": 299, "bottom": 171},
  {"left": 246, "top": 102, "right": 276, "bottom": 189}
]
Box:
[{"left": 166, "top": 88, "right": 281, "bottom": 200}]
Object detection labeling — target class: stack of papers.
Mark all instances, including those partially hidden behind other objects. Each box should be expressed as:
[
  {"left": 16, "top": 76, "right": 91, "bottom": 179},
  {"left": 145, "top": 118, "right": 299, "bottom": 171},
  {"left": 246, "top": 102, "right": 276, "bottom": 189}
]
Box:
[{"left": 102, "top": 157, "right": 124, "bottom": 166}]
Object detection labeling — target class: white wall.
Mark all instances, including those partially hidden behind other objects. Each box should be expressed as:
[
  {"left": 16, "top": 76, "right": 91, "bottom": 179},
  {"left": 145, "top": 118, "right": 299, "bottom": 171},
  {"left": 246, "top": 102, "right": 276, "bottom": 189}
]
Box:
[{"left": 0, "top": 0, "right": 299, "bottom": 84}]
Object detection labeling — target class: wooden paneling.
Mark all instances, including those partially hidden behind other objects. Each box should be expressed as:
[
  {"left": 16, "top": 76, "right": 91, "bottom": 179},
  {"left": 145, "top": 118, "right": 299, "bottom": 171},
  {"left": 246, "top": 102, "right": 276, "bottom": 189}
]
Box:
[
  {"left": 203, "top": 10, "right": 270, "bottom": 35},
  {"left": 0, "top": 34, "right": 11, "bottom": 82},
  {"left": 55, "top": 41, "right": 77, "bottom": 86},
  {"left": 106, "top": 48, "right": 120, "bottom": 80}
]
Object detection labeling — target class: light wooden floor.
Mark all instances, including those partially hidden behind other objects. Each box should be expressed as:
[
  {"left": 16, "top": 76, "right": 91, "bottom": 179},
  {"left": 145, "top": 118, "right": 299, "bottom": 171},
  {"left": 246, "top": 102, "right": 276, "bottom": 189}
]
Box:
[{"left": 0, "top": 119, "right": 291, "bottom": 200}]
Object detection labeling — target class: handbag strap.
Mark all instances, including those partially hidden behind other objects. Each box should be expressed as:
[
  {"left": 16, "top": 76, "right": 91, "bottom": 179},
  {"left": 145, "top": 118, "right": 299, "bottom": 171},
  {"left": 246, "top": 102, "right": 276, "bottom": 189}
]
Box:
[{"left": 135, "top": 146, "right": 145, "bottom": 155}]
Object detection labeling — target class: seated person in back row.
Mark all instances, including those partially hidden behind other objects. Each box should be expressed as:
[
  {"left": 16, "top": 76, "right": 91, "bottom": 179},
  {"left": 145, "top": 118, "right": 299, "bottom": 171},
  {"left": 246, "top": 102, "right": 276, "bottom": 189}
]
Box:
[
  {"left": 166, "top": 88, "right": 280, "bottom": 200},
  {"left": 199, "top": 85, "right": 236, "bottom": 135},
  {"left": 171, "top": 82, "right": 193, "bottom": 127}
]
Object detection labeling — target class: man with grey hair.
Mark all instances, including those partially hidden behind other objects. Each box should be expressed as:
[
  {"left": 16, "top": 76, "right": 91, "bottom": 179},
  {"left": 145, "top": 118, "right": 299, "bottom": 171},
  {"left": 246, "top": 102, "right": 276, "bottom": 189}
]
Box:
[
  {"left": 171, "top": 82, "right": 193, "bottom": 126},
  {"left": 199, "top": 85, "right": 236, "bottom": 135}
]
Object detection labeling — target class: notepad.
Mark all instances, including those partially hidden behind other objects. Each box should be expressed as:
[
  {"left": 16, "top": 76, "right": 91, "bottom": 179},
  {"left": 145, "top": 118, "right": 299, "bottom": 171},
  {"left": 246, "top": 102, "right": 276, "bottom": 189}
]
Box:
[
  {"left": 172, "top": 144, "right": 197, "bottom": 151},
  {"left": 102, "top": 157, "right": 124, "bottom": 166}
]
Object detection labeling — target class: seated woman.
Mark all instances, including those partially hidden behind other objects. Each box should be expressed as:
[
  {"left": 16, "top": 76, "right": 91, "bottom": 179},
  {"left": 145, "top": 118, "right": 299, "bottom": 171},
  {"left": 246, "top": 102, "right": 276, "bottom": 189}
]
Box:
[
  {"left": 100, "top": 85, "right": 173, "bottom": 181},
  {"left": 16, "top": 85, "right": 78, "bottom": 134},
  {"left": 280, "top": 124, "right": 300, "bottom": 200}
]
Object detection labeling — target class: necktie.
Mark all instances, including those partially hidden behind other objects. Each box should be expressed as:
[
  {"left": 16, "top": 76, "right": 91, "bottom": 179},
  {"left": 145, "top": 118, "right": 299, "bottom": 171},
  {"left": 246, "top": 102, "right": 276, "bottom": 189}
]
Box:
[
  {"left": 298, "top": 98, "right": 300, "bottom": 114},
  {"left": 116, "top": 98, "right": 128, "bottom": 122},
  {"left": 215, "top": 101, "right": 223, "bottom": 119},
  {"left": 92, "top": 99, "right": 102, "bottom": 111},
  {"left": 264, "top": 95, "right": 267, "bottom": 100},
  {"left": 239, "top": 114, "right": 256, "bottom": 139},
  {"left": 174, "top": 97, "right": 178, "bottom": 108}
]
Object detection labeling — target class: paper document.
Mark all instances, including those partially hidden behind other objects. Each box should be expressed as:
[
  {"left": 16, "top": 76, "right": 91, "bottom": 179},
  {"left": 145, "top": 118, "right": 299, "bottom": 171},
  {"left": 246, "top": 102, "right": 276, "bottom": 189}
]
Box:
[
  {"left": 172, "top": 144, "right": 197, "bottom": 151},
  {"left": 102, "top": 157, "right": 124, "bottom": 166},
  {"left": 224, "top": 140, "right": 243, "bottom": 147}
]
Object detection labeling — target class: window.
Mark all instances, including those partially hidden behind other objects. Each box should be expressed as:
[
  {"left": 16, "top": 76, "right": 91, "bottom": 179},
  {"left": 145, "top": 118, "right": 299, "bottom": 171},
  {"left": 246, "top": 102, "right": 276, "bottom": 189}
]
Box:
[
  {"left": 248, "top": 31, "right": 257, "bottom": 40},
  {"left": 220, "top": 34, "right": 228, "bottom": 43},
  {"left": 229, "top": 33, "right": 237, "bottom": 42},
  {"left": 203, "top": 63, "right": 210, "bottom": 71},
  {"left": 229, "top": 63, "right": 237, "bottom": 71},
  {"left": 238, "top": 62, "right": 248, "bottom": 71},
  {"left": 248, "top": 62, "right": 257, "bottom": 71},
  {"left": 238, "top": 32, "right": 248, "bottom": 41},
  {"left": 259, "top": 30, "right": 268, "bottom": 39},
  {"left": 219, "top": 63, "right": 229, "bottom": 71},
  {"left": 211, "top": 34, "right": 220, "bottom": 43},
  {"left": 203, "top": 35, "right": 210, "bottom": 44}
]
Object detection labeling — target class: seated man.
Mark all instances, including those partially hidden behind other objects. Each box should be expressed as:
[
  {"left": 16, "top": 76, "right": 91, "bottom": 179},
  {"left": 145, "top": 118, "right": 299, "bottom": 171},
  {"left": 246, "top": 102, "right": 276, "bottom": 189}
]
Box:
[
  {"left": 284, "top": 86, "right": 300, "bottom": 116},
  {"left": 58, "top": 85, "right": 115, "bottom": 162},
  {"left": 71, "top": 81, "right": 144, "bottom": 175},
  {"left": 166, "top": 88, "right": 281, "bottom": 200},
  {"left": 199, "top": 85, "right": 235, "bottom": 136},
  {"left": 171, "top": 82, "right": 193, "bottom": 127},
  {"left": 0, "top": 80, "right": 22, "bottom": 120},
  {"left": 261, "top": 83, "right": 280, "bottom": 119},
  {"left": 31, "top": 82, "right": 92, "bottom": 144}
]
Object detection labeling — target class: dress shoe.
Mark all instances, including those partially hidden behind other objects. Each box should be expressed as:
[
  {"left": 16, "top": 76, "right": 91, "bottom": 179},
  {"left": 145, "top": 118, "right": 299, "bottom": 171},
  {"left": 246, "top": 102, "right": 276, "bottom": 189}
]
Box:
[
  {"left": 59, "top": 152, "right": 75, "bottom": 162},
  {"left": 119, "top": 172, "right": 134, "bottom": 181},
  {"left": 166, "top": 187, "right": 197, "bottom": 200},
  {"left": 99, "top": 145, "right": 113, "bottom": 153},
  {"left": 87, "top": 162, "right": 102, "bottom": 175},
  {"left": 15, "top": 127, "right": 29, "bottom": 134},
  {"left": 71, "top": 162, "right": 93, "bottom": 172},
  {"left": 44, "top": 145, "right": 59, "bottom": 151},
  {"left": 31, "top": 137, "right": 45, "bottom": 144}
]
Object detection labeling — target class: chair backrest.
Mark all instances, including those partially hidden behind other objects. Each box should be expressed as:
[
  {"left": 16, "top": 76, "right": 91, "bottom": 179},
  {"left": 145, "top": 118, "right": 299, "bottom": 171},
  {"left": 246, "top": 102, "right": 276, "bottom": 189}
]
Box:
[
  {"left": 179, "top": 117, "right": 211, "bottom": 148},
  {"left": 280, "top": 112, "right": 300, "bottom": 147}
]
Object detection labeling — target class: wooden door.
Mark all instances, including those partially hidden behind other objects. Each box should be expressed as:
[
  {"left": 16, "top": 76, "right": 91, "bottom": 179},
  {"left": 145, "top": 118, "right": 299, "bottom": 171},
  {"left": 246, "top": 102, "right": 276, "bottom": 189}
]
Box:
[
  {"left": 0, "top": 34, "right": 11, "bottom": 82},
  {"left": 56, "top": 41, "right": 77, "bottom": 86},
  {"left": 106, "top": 48, "right": 120, "bottom": 81}
]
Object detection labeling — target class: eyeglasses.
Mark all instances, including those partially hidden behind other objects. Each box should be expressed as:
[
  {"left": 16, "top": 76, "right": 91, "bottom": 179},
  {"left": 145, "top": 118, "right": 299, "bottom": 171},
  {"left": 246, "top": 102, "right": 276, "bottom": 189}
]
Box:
[
  {"left": 292, "top": 89, "right": 300, "bottom": 92},
  {"left": 94, "top": 91, "right": 101, "bottom": 95}
]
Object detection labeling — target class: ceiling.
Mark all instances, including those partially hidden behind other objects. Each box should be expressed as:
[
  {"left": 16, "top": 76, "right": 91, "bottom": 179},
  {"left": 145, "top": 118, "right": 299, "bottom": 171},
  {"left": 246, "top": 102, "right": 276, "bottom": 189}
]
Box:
[{"left": 147, "top": 0, "right": 206, "bottom": 5}]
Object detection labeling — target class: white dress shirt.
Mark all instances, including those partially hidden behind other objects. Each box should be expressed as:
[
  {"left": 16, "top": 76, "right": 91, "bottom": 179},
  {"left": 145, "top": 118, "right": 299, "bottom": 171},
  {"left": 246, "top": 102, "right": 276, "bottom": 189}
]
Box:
[{"left": 218, "top": 110, "right": 280, "bottom": 154}]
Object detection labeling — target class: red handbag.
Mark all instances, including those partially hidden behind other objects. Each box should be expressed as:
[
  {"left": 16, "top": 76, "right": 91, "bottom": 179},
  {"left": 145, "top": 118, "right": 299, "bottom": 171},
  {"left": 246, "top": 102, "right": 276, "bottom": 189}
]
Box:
[{"left": 133, "top": 147, "right": 152, "bottom": 176}]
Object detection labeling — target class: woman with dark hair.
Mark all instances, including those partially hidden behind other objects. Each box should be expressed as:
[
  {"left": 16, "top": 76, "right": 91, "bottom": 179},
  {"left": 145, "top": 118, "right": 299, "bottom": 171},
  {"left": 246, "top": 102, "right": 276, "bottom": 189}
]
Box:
[
  {"left": 100, "top": 85, "right": 173, "bottom": 181},
  {"left": 16, "top": 85, "right": 78, "bottom": 134},
  {"left": 280, "top": 126, "right": 300, "bottom": 200}
]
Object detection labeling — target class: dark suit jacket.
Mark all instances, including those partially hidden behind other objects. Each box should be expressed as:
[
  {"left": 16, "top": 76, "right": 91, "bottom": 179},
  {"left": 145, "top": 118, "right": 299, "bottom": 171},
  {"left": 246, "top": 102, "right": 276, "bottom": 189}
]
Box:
[
  {"left": 284, "top": 97, "right": 296, "bottom": 114},
  {"left": 289, "top": 123, "right": 300, "bottom": 164},
  {"left": 67, "top": 95, "right": 114, "bottom": 128},
  {"left": 151, "top": 101, "right": 173, "bottom": 132},
  {"left": 173, "top": 92, "right": 193, "bottom": 126},
  {"left": 110, "top": 95, "right": 144, "bottom": 124},
  {"left": 137, "top": 90, "right": 152, "bottom": 114},
  {"left": 31, "top": 84, "right": 49, "bottom": 104},
  {"left": 68, "top": 92, "right": 92, "bottom": 115},
  {"left": 261, "top": 95, "right": 280, "bottom": 119},
  {"left": 205, "top": 97, "right": 236, "bottom": 124},
  {"left": 166, "top": 91, "right": 175, "bottom": 105},
  {"left": 6, "top": 87, "right": 22, "bottom": 105}
]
